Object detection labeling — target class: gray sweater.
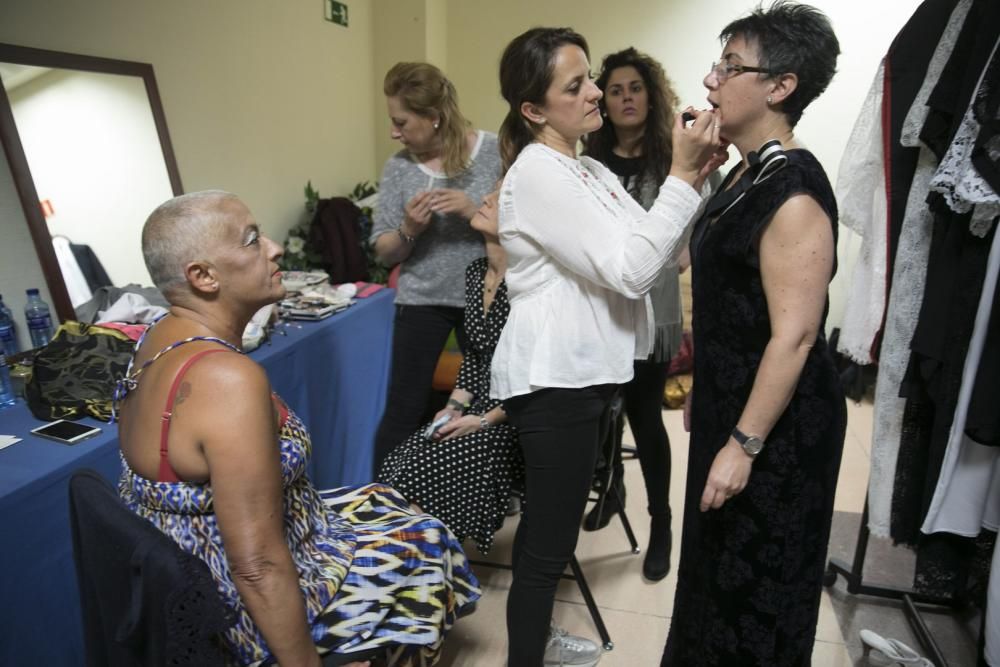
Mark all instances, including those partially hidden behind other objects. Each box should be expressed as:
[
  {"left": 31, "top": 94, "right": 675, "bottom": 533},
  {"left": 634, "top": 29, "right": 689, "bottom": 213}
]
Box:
[{"left": 371, "top": 131, "right": 501, "bottom": 307}]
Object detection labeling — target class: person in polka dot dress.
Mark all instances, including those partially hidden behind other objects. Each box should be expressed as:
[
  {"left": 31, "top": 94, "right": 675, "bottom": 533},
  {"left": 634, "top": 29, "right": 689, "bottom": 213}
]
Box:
[{"left": 378, "top": 190, "right": 522, "bottom": 555}]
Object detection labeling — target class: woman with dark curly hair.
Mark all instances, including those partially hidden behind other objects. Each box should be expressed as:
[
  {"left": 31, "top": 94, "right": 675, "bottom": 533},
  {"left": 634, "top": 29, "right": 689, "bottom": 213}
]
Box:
[
  {"left": 663, "top": 2, "right": 846, "bottom": 665},
  {"left": 582, "top": 47, "right": 683, "bottom": 583}
]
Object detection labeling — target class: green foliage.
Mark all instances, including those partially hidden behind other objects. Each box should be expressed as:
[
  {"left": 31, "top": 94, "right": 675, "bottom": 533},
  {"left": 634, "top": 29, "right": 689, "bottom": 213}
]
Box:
[
  {"left": 346, "top": 180, "right": 388, "bottom": 285},
  {"left": 277, "top": 180, "right": 324, "bottom": 271},
  {"left": 304, "top": 181, "right": 320, "bottom": 214}
]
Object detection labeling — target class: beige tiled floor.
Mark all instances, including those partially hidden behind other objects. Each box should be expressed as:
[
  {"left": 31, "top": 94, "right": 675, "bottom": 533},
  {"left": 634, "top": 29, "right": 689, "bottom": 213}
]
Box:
[{"left": 438, "top": 400, "right": 874, "bottom": 666}]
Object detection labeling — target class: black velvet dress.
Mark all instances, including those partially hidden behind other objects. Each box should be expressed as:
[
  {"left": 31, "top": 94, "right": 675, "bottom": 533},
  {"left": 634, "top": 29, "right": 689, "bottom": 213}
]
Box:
[{"left": 662, "top": 150, "right": 847, "bottom": 666}]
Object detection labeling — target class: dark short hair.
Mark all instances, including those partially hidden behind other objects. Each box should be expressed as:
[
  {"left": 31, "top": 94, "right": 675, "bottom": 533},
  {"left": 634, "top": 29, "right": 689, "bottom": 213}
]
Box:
[
  {"left": 498, "top": 27, "right": 589, "bottom": 171},
  {"left": 720, "top": 1, "right": 839, "bottom": 127},
  {"left": 584, "top": 47, "right": 678, "bottom": 185}
]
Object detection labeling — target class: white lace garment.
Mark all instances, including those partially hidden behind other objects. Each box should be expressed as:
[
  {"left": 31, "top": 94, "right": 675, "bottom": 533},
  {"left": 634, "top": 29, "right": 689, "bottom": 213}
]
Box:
[{"left": 928, "top": 34, "right": 1000, "bottom": 238}]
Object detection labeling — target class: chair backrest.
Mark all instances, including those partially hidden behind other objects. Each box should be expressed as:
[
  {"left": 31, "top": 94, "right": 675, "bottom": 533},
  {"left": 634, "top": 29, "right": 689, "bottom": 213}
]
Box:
[
  {"left": 68, "top": 469, "right": 232, "bottom": 667},
  {"left": 592, "top": 388, "right": 625, "bottom": 489}
]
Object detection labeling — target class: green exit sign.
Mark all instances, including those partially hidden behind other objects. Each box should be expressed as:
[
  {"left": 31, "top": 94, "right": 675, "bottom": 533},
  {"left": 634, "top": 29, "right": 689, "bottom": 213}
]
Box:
[{"left": 325, "top": 0, "right": 348, "bottom": 27}]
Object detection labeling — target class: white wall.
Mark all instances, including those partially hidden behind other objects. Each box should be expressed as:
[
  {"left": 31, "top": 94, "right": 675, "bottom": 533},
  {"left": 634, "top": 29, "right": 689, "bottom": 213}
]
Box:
[
  {"left": 0, "top": 0, "right": 378, "bottom": 322},
  {"left": 10, "top": 69, "right": 171, "bottom": 287},
  {"left": 0, "top": 0, "right": 926, "bottom": 334},
  {"left": 371, "top": 0, "right": 430, "bottom": 172},
  {"left": 443, "top": 0, "right": 925, "bottom": 331}
]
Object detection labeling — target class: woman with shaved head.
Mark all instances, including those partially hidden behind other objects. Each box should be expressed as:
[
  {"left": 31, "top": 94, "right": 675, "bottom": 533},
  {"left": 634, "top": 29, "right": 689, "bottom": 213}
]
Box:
[{"left": 117, "top": 191, "right": 479, "bottom": 667}]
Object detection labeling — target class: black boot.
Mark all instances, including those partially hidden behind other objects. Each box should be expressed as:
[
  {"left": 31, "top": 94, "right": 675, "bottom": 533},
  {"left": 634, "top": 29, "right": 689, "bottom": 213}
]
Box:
[
  {"left": 643, "top": 510, "right": 672, "bottom": 581},
  {"left": 583, "top": 480, "right": 625, "bottom": 531}
]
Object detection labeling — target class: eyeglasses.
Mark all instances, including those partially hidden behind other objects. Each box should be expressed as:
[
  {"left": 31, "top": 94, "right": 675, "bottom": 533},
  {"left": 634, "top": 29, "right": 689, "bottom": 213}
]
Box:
[{"left": 710, "top": 61, "right": 776, "bottom": 83}]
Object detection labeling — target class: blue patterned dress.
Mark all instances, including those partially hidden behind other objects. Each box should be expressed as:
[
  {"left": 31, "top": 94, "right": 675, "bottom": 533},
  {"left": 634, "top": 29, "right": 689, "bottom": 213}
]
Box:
[{"left": 118, "top": 341, "right": 480, "bottom": 665}]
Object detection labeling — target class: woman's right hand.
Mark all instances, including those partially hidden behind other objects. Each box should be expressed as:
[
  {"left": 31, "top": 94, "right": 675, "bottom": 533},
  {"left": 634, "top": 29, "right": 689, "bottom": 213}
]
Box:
[
  {"left": 670, "top": 107, "right": 722, "bottom": 187},
  {"left": 403, "top": 191, "right": 435, "bottom": 238}
]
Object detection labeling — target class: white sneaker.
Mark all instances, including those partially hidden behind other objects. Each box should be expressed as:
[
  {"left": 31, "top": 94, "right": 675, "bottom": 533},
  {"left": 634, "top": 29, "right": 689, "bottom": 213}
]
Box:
[{"left": 543, "top": 625, "right": 602, "bottom": 666}]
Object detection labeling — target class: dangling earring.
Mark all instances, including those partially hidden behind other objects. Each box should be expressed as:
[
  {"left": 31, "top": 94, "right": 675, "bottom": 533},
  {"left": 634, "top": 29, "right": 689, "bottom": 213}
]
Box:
[{"left": 767, "top": 95, "right": 773, "bottom": 105}]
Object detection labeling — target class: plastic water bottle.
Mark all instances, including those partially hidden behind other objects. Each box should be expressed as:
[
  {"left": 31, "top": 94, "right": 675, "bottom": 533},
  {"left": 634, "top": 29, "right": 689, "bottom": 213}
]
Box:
[
  {"left": 24, "top": 288, "right": 54, "bottom": 349},
  {"left": 0, "top": 342, "right": 16, "bottom": 409},
  {"left": 0, "top": 294, "right": 17, "bottom": 355}
]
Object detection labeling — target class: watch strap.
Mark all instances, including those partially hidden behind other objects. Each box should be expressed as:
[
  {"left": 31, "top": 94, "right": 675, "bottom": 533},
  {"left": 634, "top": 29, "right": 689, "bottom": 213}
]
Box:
[
  {"left": 731, "top": 426, "right": 751, "bottom": 445},
  {"left": 731, "top": 426, "right": 763, "bottom": 456}
]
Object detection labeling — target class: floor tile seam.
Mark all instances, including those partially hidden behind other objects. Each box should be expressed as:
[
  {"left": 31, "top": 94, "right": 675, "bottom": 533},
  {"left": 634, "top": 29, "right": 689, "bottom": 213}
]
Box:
[{"left": 550, "top": 595, "right": 673, "bottom": 620}]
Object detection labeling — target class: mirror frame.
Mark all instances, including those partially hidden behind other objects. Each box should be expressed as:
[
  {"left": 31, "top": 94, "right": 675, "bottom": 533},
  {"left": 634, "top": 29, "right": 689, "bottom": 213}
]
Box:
[{"left": 0, "top": 43, "right": 183, "bottom": 321}]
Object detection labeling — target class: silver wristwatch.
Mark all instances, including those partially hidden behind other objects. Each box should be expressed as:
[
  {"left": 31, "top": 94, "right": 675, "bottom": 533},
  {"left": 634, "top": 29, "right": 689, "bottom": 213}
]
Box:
[{"left": 731, "top": 426, "right": 764, "bottom": 458}]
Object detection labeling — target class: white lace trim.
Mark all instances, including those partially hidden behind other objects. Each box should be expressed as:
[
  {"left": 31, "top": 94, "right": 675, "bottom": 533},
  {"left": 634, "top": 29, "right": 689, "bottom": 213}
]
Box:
[
  {"left": 928, "top": 35, "right": 1000, "bottom": 237},
  {"left": 836, "top": 62, "right": 886, "bottom": 364},
  {"left": 866, "top": 147, "right": 936, "bottom": 538},
  {"left": 900, "top": 0, "right": 974, "bottom": 148}
]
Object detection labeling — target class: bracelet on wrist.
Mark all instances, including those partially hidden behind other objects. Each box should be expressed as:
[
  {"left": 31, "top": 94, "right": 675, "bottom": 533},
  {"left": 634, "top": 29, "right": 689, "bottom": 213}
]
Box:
[
  {"left": 479, "top": 414, "right": 490, "bottom": 430},
  {"left": 447, "top": 397, "right": 470, "bottom": 412},
  {"left": 397, "top": 226, "right": 416, "bottom": 244}
]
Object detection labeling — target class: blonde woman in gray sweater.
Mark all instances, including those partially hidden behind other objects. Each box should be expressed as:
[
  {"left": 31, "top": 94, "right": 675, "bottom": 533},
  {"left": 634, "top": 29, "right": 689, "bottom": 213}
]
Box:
[{"left": 369, "top": 62, "right": 501, "bottom": 475}]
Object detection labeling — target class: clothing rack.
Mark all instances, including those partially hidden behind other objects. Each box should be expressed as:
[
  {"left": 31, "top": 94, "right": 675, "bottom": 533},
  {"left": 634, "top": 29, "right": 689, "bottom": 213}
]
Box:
[{"left": 824, "top": 491, "right": 972, "bottom": 667}]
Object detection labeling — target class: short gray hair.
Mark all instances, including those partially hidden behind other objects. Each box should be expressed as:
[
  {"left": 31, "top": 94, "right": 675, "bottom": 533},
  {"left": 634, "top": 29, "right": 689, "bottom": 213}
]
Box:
[{"left": 141, "top": 190, "right": 240, "bottom": 294}]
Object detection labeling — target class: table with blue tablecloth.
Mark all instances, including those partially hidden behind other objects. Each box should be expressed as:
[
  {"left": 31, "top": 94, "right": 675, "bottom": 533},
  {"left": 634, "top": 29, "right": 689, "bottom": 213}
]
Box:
[{"left": 0, "top": 288, "right": 394, "bottom": 665}]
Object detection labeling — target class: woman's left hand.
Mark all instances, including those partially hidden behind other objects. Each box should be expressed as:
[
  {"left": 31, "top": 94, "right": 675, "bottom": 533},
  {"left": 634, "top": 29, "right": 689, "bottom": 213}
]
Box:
[
  {"left": 436, "top": 414, "right": 484, "bottom": 441},
  {"left": 699, "top": 439, "right": 753, "bottom": 511},
  {"left": 695, "top": 144, "right": 731, "bottom": 191},
  {"left": 430, "top": 188, "right": 477, "bottom": 219}
]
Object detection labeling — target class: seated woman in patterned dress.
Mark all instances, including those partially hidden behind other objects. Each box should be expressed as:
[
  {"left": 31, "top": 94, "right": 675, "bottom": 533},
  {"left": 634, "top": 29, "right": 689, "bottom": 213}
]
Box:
[
  {"left": 378, "top": 190, "right": 520, "bottom": 556},
  {"left": 116, "top": 190, "right": 480, "bottom": 667}
]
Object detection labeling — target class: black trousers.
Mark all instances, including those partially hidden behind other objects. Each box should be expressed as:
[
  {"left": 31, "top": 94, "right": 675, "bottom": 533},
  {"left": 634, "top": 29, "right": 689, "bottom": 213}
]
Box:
[
  {"left": 622, "top": 359, "right": 672, "bottom": 516},
  {"left": 504, "top": 384, "right": 615, "bottom": 666},
  {"left": 371, "top": 304, "right": 466, "bottom": 476}
]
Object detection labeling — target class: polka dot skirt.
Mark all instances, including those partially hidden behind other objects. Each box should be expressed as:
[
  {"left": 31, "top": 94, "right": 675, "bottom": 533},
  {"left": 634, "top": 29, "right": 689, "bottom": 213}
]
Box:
[{"left": 379, "top": 258, "right": 523, "bottom": 554}]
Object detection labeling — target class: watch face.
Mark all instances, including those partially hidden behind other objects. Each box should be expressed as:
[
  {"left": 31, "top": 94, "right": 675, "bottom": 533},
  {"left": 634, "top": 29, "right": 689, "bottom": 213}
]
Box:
[{"left": 743, "top": 436, "right": 764, "bottom": 456}]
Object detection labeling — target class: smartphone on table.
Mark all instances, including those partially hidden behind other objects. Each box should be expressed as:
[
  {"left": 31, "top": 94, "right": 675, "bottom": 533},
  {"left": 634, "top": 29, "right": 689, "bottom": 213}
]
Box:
[{"left": 30, "top": 419, "right": 102, "bottom": 445}]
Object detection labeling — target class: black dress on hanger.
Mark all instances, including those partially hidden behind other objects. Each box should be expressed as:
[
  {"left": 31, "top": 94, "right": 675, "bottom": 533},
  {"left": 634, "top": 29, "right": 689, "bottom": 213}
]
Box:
[{"left": 891, "top": 0, "right": 1000, "bottom": 548}]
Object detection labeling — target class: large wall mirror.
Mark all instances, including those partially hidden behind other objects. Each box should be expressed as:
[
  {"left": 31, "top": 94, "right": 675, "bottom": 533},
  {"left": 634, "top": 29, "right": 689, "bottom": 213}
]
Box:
[{"left": 0, "top": 43, "right": 183, "bottom": 322}]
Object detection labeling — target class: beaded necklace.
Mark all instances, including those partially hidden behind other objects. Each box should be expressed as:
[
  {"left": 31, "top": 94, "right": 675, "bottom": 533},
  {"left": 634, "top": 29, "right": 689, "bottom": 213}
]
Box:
[{"left": 111, "top": 315, "right": 243, "bottom": 422}]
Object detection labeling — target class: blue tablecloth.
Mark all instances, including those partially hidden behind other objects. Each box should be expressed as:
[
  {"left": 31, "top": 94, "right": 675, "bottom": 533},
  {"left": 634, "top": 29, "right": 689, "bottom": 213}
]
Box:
[{"left": 0, "top": 288, "right": 394, "bottom": 665}]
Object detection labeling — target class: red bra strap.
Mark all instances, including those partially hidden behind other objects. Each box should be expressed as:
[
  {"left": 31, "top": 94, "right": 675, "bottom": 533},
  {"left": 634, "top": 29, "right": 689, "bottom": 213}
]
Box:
[{"left": 158, "top": 349, "right": 231, "bottom": 483}]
